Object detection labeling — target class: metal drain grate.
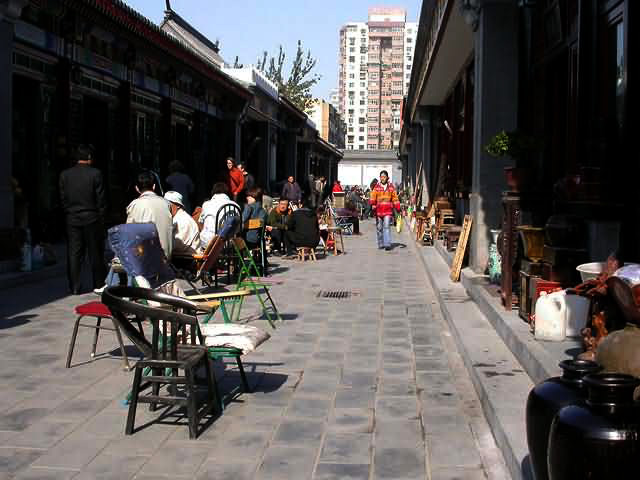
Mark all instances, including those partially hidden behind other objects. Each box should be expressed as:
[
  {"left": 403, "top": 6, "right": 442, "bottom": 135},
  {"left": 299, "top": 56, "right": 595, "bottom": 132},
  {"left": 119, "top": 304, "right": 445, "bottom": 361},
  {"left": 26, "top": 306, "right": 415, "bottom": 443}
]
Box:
[{"left": 316, "top": 290, "right": 356, "bottom": 299}]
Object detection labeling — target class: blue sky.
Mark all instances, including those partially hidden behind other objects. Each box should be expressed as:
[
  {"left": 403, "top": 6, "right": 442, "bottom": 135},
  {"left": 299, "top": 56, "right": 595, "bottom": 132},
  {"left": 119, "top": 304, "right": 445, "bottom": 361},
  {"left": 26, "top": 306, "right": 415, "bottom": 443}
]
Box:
[{"left": 124, "top": 0, "right": 422, "bottom": 100}]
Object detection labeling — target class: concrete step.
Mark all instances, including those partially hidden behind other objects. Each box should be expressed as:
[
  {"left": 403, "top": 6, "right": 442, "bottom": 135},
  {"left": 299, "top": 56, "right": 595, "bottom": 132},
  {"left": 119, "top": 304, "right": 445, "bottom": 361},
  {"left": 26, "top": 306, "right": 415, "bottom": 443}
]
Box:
[
  {"left": 435, "top": 239, "right": 579, "bottom": 385},
  {"left": 410, "top": 239, "right": 534, "bottom": 480}
]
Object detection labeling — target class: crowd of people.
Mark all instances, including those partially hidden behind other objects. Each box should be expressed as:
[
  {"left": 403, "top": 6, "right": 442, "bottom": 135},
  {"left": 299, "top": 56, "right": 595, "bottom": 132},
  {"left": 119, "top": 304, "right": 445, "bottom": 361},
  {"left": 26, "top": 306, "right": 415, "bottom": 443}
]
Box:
[{"left": 59, "top": 144, "right": 403, "bottom": 294}]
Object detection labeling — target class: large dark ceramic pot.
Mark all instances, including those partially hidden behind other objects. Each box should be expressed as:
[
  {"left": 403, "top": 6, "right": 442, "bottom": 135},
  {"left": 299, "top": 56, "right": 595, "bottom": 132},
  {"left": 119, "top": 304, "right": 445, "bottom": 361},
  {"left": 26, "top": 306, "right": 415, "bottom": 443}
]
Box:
[
  {"left": 526, "top": 359, "right": 601, "bottom": 480},
  {"left": 548, "top": 373, "right": 640, "bottom": 480}
]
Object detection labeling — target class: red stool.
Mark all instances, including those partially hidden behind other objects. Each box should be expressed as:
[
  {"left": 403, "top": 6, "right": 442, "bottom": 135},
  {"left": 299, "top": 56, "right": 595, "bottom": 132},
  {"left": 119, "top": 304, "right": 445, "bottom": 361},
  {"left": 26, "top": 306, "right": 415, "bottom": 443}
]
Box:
[{"left": 66, "top": 301, "right": 131, "bottom": 371}]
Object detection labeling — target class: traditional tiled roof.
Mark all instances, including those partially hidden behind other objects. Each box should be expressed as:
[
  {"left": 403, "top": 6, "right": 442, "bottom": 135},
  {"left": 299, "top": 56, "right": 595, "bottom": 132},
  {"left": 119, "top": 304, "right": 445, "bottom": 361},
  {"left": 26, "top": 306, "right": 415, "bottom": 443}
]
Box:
[
  {"left": 160, "top": 5, "right": 225, "bottom": 68},
  {"left": 68, "top": 0, "right": 250, "bottom": 99}
]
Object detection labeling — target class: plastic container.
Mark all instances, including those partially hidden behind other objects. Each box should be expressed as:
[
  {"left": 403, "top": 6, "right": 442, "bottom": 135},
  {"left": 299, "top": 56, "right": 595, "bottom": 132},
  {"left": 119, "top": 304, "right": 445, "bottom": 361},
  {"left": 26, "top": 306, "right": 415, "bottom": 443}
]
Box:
[
  {"left": 576, "top": 262, "right": 636, "bottom": 282},
  {"left": 534, "top": 290, "right": 591, "bottom": 341}
]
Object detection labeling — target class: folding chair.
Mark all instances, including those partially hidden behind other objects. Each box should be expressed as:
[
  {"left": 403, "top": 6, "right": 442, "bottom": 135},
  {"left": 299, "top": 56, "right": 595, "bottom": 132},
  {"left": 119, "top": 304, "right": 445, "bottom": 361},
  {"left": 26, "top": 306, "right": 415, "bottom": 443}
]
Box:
[
  {"left": 232, "top": 237, "right": 282, "bottom": 328},
  {"left": 244, "top": 218, "right": 268, "bottom": 277},
  {"left": 327, "top": 202, "right": 354, "bottom": 235}
]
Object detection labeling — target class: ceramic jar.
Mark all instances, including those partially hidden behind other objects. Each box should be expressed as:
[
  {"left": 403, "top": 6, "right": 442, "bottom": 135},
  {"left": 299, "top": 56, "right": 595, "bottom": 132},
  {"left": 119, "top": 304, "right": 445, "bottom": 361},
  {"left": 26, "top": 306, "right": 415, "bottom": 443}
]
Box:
[
  {"left": 526, "top": 359, "right": 601, "bottom": 480},
  {"left": 548, "top": 373, "right": 640, "bottom": 479},
  {"left": 596, "top": 323, "right": 640, "bottom": 378}
]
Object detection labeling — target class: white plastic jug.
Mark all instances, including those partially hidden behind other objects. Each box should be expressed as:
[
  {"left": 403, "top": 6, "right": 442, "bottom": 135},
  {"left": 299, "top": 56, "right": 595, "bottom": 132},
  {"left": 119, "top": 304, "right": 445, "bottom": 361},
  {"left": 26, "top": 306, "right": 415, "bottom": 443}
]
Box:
[
  {"left": 534, "top": 290, "right": 591, "bottom": 341},
  {"left": 534, "top": 292, "right": 566, "bottom": 341}
]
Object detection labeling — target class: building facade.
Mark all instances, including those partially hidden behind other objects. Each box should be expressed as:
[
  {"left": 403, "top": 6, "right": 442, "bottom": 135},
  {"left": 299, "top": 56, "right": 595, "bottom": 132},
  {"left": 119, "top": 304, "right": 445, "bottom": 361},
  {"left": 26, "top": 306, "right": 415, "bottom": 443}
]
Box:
[
  {"left": 308, "top": 98, "right": 346, "bottom": 149},
  {"left": 0, "top": 0, "right": 342, "bottom": 257},
  {"left": 338, "top": 8, "right": 416, "bottom": 151},
  {"left": 401, "top": 0, "right": 639, "bottom": 279}
]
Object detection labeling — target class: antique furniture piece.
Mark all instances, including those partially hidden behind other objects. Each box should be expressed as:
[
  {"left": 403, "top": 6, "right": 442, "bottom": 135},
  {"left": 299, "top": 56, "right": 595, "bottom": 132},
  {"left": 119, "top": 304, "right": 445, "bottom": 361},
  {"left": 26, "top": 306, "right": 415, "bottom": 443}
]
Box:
[
  {"left": 501, "top": 192, "right": 521, "bottom": 310},
  {"left": 102, "top": 286, "right": 218, "bottom": 439},
  {"left": 297, "top": 247, "right": 317, "bottom": 262}
]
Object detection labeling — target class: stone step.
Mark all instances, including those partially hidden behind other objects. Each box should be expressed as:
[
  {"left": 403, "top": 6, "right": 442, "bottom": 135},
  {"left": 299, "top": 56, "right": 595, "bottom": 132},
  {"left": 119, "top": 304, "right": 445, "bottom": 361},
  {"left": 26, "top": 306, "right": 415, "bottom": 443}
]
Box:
[{"left": 411, "top": 238, "right": 533, "bottom": 480}]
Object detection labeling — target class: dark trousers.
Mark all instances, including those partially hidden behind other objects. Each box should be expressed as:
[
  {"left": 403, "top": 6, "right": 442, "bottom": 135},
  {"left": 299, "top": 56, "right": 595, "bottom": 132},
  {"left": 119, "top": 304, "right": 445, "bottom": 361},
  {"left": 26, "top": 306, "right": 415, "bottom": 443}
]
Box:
[
  {"left": 285, "top": 231, "right": 319, "bottom": 254},
  {"left": 66, "top": 221, "right": 105, "bottom": 292},
  {"left": 270, "top": 229, "right": 289, "bottom": 253}
]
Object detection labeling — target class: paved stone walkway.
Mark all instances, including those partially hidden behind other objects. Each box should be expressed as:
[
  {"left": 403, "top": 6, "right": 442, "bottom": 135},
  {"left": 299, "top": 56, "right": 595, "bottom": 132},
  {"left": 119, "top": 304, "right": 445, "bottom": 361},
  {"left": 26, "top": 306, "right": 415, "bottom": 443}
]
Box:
[{"left": 0, "top": 220, "right": 509, "bottom": 479}]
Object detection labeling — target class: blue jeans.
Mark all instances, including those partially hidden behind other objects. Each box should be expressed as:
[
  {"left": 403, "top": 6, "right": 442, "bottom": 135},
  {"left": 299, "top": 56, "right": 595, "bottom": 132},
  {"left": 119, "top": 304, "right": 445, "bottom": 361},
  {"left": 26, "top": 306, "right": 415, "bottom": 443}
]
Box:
[{"left": 376, "top": 215, "right": 392, "bottom": 248}]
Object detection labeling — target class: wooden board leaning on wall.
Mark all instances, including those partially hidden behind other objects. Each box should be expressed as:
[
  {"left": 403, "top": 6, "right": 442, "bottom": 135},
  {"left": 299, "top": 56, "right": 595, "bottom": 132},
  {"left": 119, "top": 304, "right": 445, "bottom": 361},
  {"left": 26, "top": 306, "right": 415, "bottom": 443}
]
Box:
[{"left": 450, "top": 215, "right": 472, "bottom": 282}]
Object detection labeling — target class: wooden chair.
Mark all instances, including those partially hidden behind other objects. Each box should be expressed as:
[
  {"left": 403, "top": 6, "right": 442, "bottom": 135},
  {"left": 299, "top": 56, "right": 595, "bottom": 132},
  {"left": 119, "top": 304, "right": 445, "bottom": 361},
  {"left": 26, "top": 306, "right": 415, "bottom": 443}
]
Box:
[
  {"left": 327, "top": 227, "right": 345, "bottom": 255},
  {"left": 102, "top": 286, "right": 218, "bottom": 439}
]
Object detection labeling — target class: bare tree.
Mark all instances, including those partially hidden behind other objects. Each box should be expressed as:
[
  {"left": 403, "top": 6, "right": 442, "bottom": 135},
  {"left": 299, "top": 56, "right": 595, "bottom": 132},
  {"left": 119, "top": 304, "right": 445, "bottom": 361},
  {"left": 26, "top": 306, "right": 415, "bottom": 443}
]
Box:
[{"left": 257, "top": 40, "right": 321, "bottom": 113}]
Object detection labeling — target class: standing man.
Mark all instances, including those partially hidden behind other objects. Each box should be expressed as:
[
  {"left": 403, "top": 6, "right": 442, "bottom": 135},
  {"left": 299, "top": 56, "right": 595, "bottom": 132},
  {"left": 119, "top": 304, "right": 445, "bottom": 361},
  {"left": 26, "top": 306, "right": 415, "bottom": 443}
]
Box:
[
  {"left": 315, "top": 175, "right": 326, "bottom": 206},
  {"left": 281, "top": 175, "right": 302, "bottom": 206},
  {"left": 369, "top": 170, "right": 400, "bottom": 251},
  {"left": 165, "top": 161, "right": 194, "bottom": 214},
  {"left": 59, "top": 144, "right": 106, "bottom": 294},
  {"left": 127, "top": 171, "right": 174, "bottom": 259}
]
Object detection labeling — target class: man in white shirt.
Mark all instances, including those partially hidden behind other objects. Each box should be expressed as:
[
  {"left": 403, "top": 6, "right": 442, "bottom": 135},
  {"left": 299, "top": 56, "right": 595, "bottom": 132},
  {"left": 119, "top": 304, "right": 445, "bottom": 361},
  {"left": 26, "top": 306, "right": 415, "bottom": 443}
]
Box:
[
  {"left": 164, "top": 191, "right": 201, "bottom": 255},
  {"left": 126, "top": 171, "right": 173, "bottom": 258},
  {"left": 199, "top": 182, "right": 240, "bottom": 249}
]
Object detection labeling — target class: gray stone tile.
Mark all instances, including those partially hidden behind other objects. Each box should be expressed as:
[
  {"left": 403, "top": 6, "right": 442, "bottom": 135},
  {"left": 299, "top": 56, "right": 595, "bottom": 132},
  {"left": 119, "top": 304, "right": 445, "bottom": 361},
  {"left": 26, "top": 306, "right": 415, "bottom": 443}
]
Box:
[
  {"left": 430, "top": 467, "right": 488, "bottom": 480},
  {"left": 256, "top": 445, "right": 317, "bottom": 480},
  {"left": 375, "top": 396, "right": 419, "bottom": 420},
  {"left": 373, "top": 447, "right": 425, "bottom": 480},
  {"left": 137, "top": 442, "right": 210, "bottom": 476},
  {"left": 32, "top": 434, "right": 111, "bottom": 469},
  {"left": 328, "top": 408, "right": 374, "bottom": 433},
  {"left": 0, "top": 408, "right": 50, "bottom": 432},
  {"left": 4, "top": 420, "right": 76, "bottom": 448},
  {"left": 427, "top": 432, "right": 483, "bottom": 469},
  {"left": 196, "top": 460, "right": 257, "bottom": 480},
  {"left": 12, "top": 467, "right": 78, "bottom": 480},
  {"left": 334, "top": 388, "right": 375, "bottom": 408},
  {"left": 313, "top": 463, "right": 370, "bottom": 480},
  {"left": 80, "top": 453, "right": 147, "bottom": 479},
  {"left": 0, "top": 448, "right": 42, "bottom": 475},
  {"left": 320, "top": 432, "right": 372, "bottom": 464},
  {"left": 273, "top": 418, "right": 325, "bottom": 445},
  {"left": 286, "top": 395, "right": 333, "bottom": 419}
]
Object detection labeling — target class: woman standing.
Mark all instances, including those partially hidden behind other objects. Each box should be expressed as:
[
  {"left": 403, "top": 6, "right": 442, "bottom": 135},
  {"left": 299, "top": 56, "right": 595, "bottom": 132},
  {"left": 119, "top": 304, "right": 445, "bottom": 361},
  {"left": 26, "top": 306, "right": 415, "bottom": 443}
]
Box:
[{"left": 226, "top": 157, "right": 244, "bottom": 201}]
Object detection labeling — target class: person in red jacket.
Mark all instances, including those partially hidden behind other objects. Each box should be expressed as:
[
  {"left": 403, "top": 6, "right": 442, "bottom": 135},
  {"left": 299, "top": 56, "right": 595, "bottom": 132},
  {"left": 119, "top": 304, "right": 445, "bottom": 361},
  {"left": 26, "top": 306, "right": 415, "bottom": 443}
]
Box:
[
  {"left": 226, "top": 157, "right": 244, "bottom": 201},
  {"left": 369, "top": 170, "right": 400, "bottom": 251},
  {"left": 332, "top": 180, "right": 343, "bottom": 193}
]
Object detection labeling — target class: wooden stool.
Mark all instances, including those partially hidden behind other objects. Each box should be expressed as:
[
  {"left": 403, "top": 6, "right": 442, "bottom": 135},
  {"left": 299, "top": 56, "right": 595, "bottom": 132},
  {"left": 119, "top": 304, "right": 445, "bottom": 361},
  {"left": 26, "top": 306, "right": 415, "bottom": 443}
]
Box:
[
  {"left": 297, "top": 247, "right": 317, "bottom": 262},
  {"left": 327, "top": 227, "right": 345, "bottom": 255}
]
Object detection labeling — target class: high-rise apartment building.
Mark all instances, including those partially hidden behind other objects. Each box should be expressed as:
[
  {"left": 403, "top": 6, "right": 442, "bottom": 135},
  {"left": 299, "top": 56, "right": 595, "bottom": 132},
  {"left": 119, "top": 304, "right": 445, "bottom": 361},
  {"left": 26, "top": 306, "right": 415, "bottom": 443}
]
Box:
[{"left": 338, "top": 7, "right": 416, "bottom": 151}]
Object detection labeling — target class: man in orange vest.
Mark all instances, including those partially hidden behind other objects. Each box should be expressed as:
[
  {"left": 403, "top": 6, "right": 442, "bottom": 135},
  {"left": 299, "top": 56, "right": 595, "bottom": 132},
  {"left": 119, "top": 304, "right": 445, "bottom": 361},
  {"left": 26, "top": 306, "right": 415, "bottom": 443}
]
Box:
[{"left": 369, "top": 170, "right": 400, "bottom": 251}]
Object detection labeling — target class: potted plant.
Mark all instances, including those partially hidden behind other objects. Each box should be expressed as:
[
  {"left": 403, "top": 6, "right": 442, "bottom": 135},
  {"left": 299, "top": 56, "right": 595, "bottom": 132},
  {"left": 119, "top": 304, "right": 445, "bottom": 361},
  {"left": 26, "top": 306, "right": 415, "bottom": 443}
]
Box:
[{"left": 484, "top": 130, "right": 539, "bottom": 192}]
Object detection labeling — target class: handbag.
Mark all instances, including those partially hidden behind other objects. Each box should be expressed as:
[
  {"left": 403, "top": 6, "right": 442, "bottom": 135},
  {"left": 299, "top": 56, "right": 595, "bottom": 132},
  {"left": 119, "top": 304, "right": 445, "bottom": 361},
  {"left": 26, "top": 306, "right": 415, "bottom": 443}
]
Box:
[{"left": 396, "top": 214, "right": 403, "bottom": 233}]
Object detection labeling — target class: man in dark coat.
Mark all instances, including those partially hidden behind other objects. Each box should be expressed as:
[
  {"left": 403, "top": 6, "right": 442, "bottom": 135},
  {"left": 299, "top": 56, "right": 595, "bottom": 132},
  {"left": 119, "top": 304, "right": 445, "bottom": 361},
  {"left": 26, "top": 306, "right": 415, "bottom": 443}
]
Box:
[
  {"left": 281, "top": 176, "right": 302, "bottom": 205},
  {"left": 284, "top": 198, "right": 320, "bottom": 258},
  {"left": 59, "top": 144, "right": 107, "bottom": 294}
]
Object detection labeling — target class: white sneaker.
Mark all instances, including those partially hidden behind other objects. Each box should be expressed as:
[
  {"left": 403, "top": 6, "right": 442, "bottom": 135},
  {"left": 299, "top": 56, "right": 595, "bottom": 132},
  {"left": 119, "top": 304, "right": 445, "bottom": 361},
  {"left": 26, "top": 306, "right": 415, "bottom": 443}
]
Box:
[{"left": 93, "top": 285, "right": 106, "bottom": 295}]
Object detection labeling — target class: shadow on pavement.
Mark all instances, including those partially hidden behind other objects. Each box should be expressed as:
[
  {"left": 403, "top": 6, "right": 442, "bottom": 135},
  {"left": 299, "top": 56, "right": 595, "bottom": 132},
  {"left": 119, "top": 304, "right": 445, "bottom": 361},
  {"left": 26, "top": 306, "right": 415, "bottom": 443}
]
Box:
[{"left": 0, "top": 314, "right": 36, "bottom": 330}]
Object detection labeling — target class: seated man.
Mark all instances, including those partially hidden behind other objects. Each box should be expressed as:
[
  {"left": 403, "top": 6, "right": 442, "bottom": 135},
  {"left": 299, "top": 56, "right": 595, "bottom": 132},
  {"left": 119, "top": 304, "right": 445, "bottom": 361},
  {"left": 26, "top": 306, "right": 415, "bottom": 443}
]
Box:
[
  {"left": 284, "top": 198, "right": 320, "bottom": 258},
  {"left": 266, "top": 198, "right": 290, "bottom": 255},
  {"left": 164, "top": 191, "right": 201, "bottom": 255},
  {"left": 242, "top": 187, "right": 267, "bottom": 248},
  {"left": 199, "top": 182, "right": 240, "bottom": 249},
  {"left": 126, "top": 171, "right": 173, "bottom": 258}
]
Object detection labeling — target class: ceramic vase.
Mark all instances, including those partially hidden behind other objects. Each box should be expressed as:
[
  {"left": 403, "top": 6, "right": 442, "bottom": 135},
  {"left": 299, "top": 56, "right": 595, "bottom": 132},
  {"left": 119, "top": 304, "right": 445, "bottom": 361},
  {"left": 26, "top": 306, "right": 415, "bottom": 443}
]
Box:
[
  {"left": 548, "top": 373, "right": 640, "bottom": 479},
  {"left": 525, "top": 359, "right": 601, "bottom": 480}
]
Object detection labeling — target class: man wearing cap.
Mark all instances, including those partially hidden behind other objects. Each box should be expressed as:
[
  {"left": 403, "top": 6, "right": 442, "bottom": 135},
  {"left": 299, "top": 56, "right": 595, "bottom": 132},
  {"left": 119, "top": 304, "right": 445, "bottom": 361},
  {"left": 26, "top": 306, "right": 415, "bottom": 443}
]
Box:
[{"left": 164, "top": 191, "right": 201, "bottom": 256}]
